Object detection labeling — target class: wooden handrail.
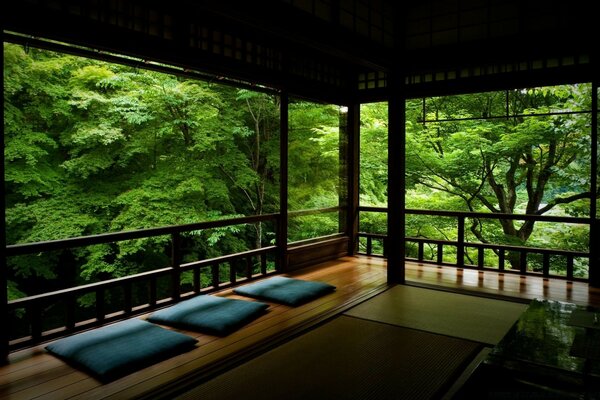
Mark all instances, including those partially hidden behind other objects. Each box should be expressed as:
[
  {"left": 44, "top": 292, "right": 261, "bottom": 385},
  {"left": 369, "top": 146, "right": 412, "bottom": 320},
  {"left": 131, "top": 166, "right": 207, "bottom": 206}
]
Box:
[
  {"left": 288, "top": 206, "right": 343, "bottom": 217},
  {"left": 359, "top": 206, "right": 592, "bottom": 224},
  {"left": 402, "top": 236, "right": 588, "bottom": 257},
  {"left": 6, "top": 213, "right": 279, "bottom": 256},
  {"left": 7, "top": 267, "right": 172, "bottom": 307},
  {"left": 180, "top": 246, "right": 276, "bottom": 270}
]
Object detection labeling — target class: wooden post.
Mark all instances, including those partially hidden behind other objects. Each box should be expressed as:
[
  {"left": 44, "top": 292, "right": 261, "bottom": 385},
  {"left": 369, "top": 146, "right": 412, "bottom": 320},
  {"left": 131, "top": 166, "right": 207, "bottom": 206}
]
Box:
[
  {"left": 590, "top": 81, "right": 599, "bottom": 287},
  {"left": 278, "top": 92, "right": 289, "bottom": 272},
  {"left": 387, "top": 86, "right": 406, "bottom": 283},
  {"left": 345, "top": 103, "right": 360, "bottom": 255},
  {"left": 1, "top": 123, "right": 7, "bottom": 363}
]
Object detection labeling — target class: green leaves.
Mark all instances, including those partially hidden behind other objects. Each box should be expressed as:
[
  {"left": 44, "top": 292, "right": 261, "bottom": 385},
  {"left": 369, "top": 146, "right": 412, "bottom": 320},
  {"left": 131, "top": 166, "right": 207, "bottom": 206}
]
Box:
[
  {"left": 402, "top": 84, "right": 594, "bottom": 268},
  {"left": 3, "top": 44, "right": 282, "bottom": 299}
]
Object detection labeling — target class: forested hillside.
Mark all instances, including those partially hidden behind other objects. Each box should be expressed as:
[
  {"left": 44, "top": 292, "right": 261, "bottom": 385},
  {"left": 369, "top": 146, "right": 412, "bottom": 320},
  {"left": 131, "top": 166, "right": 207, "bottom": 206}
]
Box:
[
  {"left": 4, "top": 43, "right": 341, "bottom": 299},
  {"left": 4, "top": 42, "right": 596, "bottom": 303},
  {"left": 360, "top": 85, "right": 594, "bottom": 275}
]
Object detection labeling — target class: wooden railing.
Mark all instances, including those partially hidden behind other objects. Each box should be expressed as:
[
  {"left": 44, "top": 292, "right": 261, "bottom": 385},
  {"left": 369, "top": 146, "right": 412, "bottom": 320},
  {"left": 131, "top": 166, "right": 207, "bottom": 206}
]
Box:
[
  {"left": 358, "top": 207, "right": 591, "bottom": 281},
  {"left": 5, "top": 214, "right": 280, "bottom": 352}
]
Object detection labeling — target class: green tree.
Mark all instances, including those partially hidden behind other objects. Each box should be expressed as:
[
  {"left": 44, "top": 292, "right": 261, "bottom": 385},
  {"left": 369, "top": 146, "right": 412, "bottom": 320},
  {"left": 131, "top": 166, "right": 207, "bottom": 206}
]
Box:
[
  {"left": 288, "top": 100, "right": 342, "bottom": 241},
  {"left": 405, "top": 85, "right": 595, "bottom": 268},
  {"left": 3, "top": 43, "right": 282, "bottom": 298}
]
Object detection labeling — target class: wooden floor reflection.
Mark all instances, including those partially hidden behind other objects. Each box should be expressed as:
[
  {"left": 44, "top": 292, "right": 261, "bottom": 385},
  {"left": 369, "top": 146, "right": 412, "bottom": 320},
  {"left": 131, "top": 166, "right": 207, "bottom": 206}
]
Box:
[{"left": 404, "top": 259, "right": 600, "bottom": 308}]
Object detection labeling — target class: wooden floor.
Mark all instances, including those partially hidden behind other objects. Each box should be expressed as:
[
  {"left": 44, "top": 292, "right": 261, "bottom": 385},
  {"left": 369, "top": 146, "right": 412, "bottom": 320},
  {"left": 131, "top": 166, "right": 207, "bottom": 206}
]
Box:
[
  {"left": 0, "top": 256, "right": 387, "bottom": 400},
  {"left": 405, "top": 260, "right": 600, "bottom": 308},
  {"left": 2, "top": 255, "right": 600, "bottom": 400}
]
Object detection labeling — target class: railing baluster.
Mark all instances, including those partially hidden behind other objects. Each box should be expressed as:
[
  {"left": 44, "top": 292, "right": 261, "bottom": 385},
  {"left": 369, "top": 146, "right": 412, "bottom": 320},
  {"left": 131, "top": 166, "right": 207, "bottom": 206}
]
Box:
[
  {"left": 229, "top": 261, "right": 237, "bottom": 284},
  {"left": 260, "top": 253, "right": 267, "bottom": 275},
  {"left": 366, "top": 236, "right": 372, "bottom": 255},
  {"left": 193, "top": 267, "right": 201, "bottom": 293},
  {"left": 96, "top": 288, "right": 105, "bottom": 322},
  {"left": 149, "top": 277, "right": 157, "bottom": 307},
  {"left": 542, "top": 253, "right": 550, "bottom": 277},
  {"left": 457, "top": 216, "right": 465, "bottom": 268},
  {"left": 212, "top": 263, "right": 220, "bottom": 288},
  {"left": 65, "top": 294, "right": 76, "bottom": 330},
  {"left": 124, "top": 281, "right": 132, "bottom": 314},
  {"left": 437, "top": 243, "right": 443, "bottom": 264},
  {"left": 30, "top": 301, "right": 42, "bottom": 342},
  {"left": 478, "top": 247, "right": 484, "bottom": 269},
  {"left": 498, "top": 249, "right": 505, "bottom": 271},
  {"left": 171, "top": 232, "right": 181, "bottom": 301},
  {"left": 418, "top": 241, "right": 424, "bottom": 261},
  {"left": 246, "top": 256, "right": 253, "bottom": 279},
  {"left": 567, "top": 255, "right": 574, "bottom": 280},
  {"left": 520, "top": 252, "right": 527, "bottom": 274}
]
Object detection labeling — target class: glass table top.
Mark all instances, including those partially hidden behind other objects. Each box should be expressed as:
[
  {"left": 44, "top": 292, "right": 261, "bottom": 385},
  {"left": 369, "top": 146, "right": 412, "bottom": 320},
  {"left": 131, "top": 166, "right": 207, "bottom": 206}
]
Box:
[{"left": 486, "top": 298, "right": 600, "bottom": 384}]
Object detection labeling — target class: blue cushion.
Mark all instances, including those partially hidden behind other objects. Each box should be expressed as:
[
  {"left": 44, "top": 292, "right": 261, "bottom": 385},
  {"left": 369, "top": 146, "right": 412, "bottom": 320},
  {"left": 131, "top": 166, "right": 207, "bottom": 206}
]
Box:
[
  {"left": 233, "top": 276, "right": 336, "bottom": 306},
  {"left": 147, "top": 295, "right": 269, "bottom": 336},
  {"left": 45, "top": 319, "right": 197, "bottom": 382}
]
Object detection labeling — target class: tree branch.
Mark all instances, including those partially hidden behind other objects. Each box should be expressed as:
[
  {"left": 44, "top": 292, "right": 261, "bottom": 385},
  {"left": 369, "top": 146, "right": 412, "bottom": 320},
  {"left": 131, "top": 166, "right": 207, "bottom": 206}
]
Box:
[
  {"left": 218, "top": 165, "right": 256, "bottom": 211},
  {"left": 536, "top": 191, "right": 594, "bottom": 215}
]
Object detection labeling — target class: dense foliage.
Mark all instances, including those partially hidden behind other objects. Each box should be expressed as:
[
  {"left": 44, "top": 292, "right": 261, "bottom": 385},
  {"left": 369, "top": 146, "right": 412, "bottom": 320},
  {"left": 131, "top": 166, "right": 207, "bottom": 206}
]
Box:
[
  {"left": 4, "top": 43, "right": 342, "bottom": 299},
  {"left": 360, "top": 86, "right": 595, "bottom": 275},
  {"left": 4, "top": 43, "right": 597, "bottom": 303}
]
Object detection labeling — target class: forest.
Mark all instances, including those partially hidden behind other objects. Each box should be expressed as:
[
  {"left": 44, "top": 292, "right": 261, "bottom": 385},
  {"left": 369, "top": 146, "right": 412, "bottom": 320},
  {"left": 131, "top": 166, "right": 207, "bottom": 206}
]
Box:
[{"left": 4, "top": 42, "right": 597, "bottom": 305}]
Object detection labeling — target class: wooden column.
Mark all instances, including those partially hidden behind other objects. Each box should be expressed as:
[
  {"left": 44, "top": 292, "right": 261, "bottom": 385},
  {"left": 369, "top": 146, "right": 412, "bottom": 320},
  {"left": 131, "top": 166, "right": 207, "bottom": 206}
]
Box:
[
  {"left": 590, "top": 80, "right": 599, "bottom": 287},
  {"left": 346, "top": 103, "right": 360, "bottom": 255},
  {"left": 278, "top": 92, "right": 289, "bottom": 272},
  {"left": 1, "top": 117, "right": 7, "bottom": 363},
  {"left": 387, "top": 86, "right": 406, "bottom": 284}
]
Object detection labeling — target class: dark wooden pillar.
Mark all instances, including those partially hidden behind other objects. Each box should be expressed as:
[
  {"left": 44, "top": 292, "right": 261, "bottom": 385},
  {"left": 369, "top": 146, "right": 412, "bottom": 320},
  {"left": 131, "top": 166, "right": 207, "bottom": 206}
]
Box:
[
  {"left": 590, "top": 81, "right": 599, "bottom": 287},
  {"left": 1, "top": 115, "right": 7, "bottom": 363},
  {"left": 278, "top": 92, "right": 289, "bottom": 272},
  {"left": 346, "top": 103, "right": 360, "bottom": 255},
  {"left": 387, "top": 86, "right": 406, "bottom": 284}
]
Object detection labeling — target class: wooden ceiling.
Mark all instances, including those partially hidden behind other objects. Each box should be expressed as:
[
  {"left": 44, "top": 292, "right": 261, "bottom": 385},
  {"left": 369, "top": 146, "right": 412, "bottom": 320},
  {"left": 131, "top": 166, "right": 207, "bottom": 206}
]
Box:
[{"left": 2, "top": 0, "right": 597, "bottom": 102}]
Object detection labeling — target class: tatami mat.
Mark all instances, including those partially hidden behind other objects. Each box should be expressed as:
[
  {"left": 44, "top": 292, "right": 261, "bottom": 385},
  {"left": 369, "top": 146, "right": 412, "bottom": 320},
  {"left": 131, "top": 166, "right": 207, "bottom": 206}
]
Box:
[
  {"left": 344, "top": 285, "right": 527, "bottom": 345},
  {"left": 176, "top": 316, "right": 481, "bottom": 400}
]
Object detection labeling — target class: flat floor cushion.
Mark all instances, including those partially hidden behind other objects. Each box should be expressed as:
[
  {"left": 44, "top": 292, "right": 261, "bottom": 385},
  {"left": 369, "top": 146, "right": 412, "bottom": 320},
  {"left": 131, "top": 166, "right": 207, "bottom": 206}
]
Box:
[
  {"left": 46, "top": 318, "right": 197, "bottom": 382},
  {"left": 233, "top": 276, "right": 336, "bottom": 306},
  {"left": 147, "top": 295, "right": 269, "bottom": 336}
]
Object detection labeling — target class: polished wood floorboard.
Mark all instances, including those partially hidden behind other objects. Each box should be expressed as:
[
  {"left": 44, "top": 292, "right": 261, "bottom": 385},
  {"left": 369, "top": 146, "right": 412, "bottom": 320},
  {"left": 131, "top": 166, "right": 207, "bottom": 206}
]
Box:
[
  {"left": 2, "top": 255, "right": 599, "bottom": 400},
  {"left": 404, "top": 259, "right": 600, "bottom": 308}
]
